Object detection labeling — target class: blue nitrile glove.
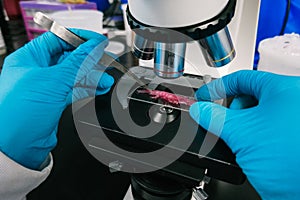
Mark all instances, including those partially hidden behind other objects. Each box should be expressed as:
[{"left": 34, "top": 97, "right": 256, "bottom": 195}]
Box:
[
  {"left": 189, "top": 70, "right": 300, "bottom": 200},
  {"left": 0, "top": 29, "right": 114, "bottom": 170}
]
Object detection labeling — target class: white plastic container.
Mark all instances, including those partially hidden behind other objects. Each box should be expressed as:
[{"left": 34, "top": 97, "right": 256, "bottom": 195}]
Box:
[
  {"left": 258, "top": 33, "right": 300, "bottom": 76},
  {"left": 50, "top": 9, "right": 104, "bottom": 34},
  {"left": 121, "top": 3, "right": 132, "bottom": 46},
  {"left": 0, "top": 30, "right": 6, "bottom": 55}
]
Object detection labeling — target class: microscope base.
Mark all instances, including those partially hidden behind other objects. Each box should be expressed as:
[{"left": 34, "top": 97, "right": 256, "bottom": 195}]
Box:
[
  {"left": 123, "top": 174, "right": 195, "bottom": 200},
  {"left": 123, "top": 186, "right": 197, "bottom": 200}
]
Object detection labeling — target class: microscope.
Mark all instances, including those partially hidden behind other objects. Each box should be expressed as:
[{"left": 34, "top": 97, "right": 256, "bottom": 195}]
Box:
[
  {"left": 74, "top": 0, "right": 261, "bottom": 199},
  {"left": 128, "top": 0, "right": 236, "bottom": 78}
]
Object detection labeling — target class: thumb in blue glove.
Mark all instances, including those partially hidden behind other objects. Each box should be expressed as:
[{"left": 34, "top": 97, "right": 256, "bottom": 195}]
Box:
[
  {"left": 0, "top": 29, "right": 114, "bottom": 170},
  {"left": 189, "top": 70, "right": 300, "bottom": 200}
]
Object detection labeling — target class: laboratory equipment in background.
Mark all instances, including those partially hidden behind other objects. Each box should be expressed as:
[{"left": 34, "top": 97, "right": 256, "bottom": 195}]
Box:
[
  {"left": 0, "top": 31, "right": 6, "bottom": 56},
  {"left": 258, "top": 33, "right": 300, "bottom": 76},
  {"left": 0, "top": 0, "right": 28, "bottom": 53},
  {"left": 47, "top": 9, "right": 126, "bottom": 55},
  {"left": 74, "top": 0, "right": 262, "bottom": 200},
  {"left": 121, "top": 1, "right": 132, "bottom": 46},
  {"left": 88, "top": 0, "right": 111, "bottom": 12},
  {"left": 101, "top": 0, "right": 124, "bottom": 30},
  {"left": 50, "top": 10, "right": 104, "bottom": 34},
  {"left": 19, "top": 1, "right": 97, "bottom": 40}
]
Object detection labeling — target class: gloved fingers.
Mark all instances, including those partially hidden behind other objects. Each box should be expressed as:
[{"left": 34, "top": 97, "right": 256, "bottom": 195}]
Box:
[
  {"left": 4, "top": 32, "right": 70, "bottom": 68},
  {"left": 66, "top": 70, "right": 114, "bottom": 104},
  {"left": 62, "top": 50, "right": 117, "bottom": 74},
  {"left": 190, "top": 102, "right": 228, "bottom": 138},
  {"left": 229, "top": 95, "right": 258, "bottom": 109},
  {"left": 57, "top": 37, "right": 108, "bottom": 87},
  {"left": 56, "top": 38, "right": 109, "bottom": 65},
  {"left": 78, "top": 70, "right": 114, "bottom": 91},
  {"left": 66, "top": 88, "right": 88, "bottom": 105},
  {"left": 51, "top": 29, "right": 107, "bottom": 66},
  {"left": 195, "top": 70, "right": 271, "bottom": 101},
  {"left": 36, "top": 28, "right": 106, "bottom": 61},
  {"left": 68, "top": 28, "right": 107, "bottom": 40},
  {"left": 4, "top": 29, "right": 107, "bottom": 68},
  {"left": 189, "top": 101, "right": 250, "bottom": 145},
  {"left": 55, "top": 51, "right": 72, "bottom": 64},
  {"left": 66, "top": 86, "right": 111, "bottom": 105}
]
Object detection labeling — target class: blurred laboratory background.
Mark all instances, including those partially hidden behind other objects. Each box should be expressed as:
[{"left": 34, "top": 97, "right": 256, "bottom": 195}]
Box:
[{"left": 0, "top": 0, "right": 131, "bottom": 69}]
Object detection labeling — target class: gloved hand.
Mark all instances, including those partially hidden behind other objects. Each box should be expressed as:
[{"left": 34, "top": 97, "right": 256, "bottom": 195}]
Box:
[
  {"left": 0, "top": 29, "right": 114, "bottom": 170},
  {"left": 189, "top": 70, "right": 300, "bottom": 200}
]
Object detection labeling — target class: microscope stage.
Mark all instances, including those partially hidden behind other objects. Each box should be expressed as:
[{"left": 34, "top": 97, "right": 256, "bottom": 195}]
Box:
[{"left": 74, "top": 68, "right": 245, "bottom": 187}]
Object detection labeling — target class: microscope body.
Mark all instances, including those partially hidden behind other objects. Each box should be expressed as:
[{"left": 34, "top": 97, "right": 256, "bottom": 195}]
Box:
[
  {"left": 127, "top": 0, "right": 261, "bottom": 78},
  {"left": 122, "top": 0, "right": 261, "bottom": 199},
  {"left": 75, "top": 1, "right": 261, "bottom": 199}
]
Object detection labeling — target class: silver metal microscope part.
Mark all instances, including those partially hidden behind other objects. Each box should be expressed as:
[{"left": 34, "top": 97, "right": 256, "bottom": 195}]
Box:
[
  {"left": 149, "top": 105, "right": 178, "bottom": 124},
  {"left": 192, "top": 187, "right": 209, "bottom": 200},
  {"left": 33, "top": 12, "right": 148, "bottom": 88},
  {"left": 154, "top": 42, "right": 186, "bottom": 79},
  {"left": 199, "top": 26, "right": 235, "bottom": 68},
  {"left": 192, "top": 169, "right": 210, "bottom": 200},
  {"left": 132, "top": 34, "right": 154, "bottom": 60}
]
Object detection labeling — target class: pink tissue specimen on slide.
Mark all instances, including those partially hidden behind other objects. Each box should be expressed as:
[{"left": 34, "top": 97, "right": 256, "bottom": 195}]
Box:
[{"left": 137, "top": 89, "right": 196, "bottom": 106}]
